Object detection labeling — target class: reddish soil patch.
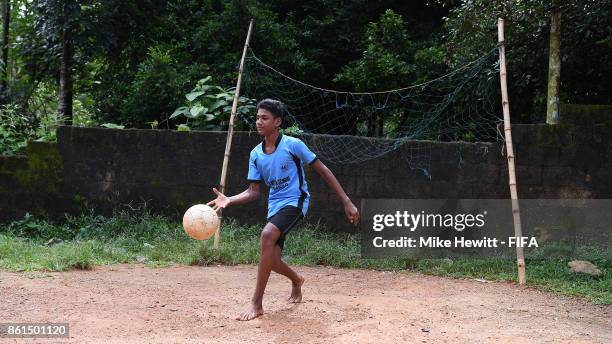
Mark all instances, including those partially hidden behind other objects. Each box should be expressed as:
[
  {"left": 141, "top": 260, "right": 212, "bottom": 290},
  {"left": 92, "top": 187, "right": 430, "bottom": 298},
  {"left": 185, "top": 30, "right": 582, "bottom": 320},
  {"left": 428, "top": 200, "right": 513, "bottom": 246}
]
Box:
[{"left": 1, "top": 264, "right": 610, "bottom": 343}]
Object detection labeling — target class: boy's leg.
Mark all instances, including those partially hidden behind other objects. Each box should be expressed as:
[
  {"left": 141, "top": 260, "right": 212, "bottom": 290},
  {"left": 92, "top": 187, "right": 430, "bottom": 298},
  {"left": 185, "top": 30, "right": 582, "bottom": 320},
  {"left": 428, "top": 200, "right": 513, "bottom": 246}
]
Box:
[
  {"left": 236, "top": 222, "right": 280, "bottom": 321},
  {"left": 271, "top": 244, "right": 304, "bottom": 303}
]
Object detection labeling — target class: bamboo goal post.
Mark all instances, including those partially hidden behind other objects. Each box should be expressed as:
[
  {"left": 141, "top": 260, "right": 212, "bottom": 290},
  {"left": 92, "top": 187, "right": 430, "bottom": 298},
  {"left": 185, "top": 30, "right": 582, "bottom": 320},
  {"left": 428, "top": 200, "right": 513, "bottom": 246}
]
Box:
[
  {"left": 498, "top": 18, "right": 526, "bottom": 285},
  {"left": 213, "top": 19, "right": 254, "bottom": 250}
]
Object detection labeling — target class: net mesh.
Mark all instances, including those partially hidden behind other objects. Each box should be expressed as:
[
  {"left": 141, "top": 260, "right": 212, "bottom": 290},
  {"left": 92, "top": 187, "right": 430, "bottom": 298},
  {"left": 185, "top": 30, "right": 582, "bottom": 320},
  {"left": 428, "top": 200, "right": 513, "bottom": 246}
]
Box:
[{"left": 240, "top": 47, "right": 503, "bottom": 173}]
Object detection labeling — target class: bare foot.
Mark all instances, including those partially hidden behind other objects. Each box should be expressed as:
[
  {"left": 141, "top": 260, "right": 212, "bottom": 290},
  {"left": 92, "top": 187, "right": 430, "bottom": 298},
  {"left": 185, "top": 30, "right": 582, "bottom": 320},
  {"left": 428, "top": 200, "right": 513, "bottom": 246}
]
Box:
[
  {"left": 236, "top": 303, "right": 263, "bottom": 321},
  {"left": 288, "top": 275, "right": 305, "bottom": 303}
]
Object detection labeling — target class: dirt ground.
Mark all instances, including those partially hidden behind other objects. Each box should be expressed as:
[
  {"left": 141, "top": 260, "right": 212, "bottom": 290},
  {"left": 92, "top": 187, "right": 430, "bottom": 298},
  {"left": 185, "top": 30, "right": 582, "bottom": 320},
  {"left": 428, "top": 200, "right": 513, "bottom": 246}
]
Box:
[{"left": 0, "top": 264, "right": 610, "bottom": 344}]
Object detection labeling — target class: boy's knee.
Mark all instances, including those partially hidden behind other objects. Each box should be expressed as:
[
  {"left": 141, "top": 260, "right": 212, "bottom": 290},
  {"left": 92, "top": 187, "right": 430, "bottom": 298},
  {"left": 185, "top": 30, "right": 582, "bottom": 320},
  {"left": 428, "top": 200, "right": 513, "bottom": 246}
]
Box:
[{"left": 260, "top": 228, "right": 279, "bottom": 247}]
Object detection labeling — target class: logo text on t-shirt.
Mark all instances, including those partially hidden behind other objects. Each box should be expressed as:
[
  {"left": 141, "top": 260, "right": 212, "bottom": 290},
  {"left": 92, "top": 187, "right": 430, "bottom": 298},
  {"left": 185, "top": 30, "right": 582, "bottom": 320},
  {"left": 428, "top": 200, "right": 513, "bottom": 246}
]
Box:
[{"left": 269, "top": 176, "right": 290, "bottom": 191}]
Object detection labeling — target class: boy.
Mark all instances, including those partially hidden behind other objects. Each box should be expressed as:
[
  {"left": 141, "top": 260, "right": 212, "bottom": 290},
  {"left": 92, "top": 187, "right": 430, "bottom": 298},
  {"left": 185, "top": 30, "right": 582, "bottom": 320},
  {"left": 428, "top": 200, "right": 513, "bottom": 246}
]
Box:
[{"left": 207, "top": 98, "right": 359, "bottom": 321}]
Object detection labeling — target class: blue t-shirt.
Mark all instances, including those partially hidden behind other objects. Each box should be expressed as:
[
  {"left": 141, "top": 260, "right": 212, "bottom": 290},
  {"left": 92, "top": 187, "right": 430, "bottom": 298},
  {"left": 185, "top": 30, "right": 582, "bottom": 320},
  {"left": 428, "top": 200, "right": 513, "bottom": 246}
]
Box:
[{"left": 247, "top": 134, "right": 317, "bottom": 219}]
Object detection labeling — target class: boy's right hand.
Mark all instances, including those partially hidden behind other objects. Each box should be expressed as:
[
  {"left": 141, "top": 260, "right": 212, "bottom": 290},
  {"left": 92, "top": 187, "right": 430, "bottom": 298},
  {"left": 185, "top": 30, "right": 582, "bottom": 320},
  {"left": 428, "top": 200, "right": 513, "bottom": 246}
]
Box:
[
  {"left": 344, "top": 201, "right": 360, "bottom": 225},
  {"left": 207, "top": 188, "right": 230, "bottom": 212}
]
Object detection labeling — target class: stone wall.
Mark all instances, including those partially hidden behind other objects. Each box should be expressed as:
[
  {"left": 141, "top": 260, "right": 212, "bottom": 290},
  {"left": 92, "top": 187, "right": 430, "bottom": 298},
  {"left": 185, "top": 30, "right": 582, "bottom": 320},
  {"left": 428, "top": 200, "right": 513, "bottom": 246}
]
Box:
[
  {"left": 0, "top": 142, "right": 67, "bottom": 220},
  {"left": 1, "top": 104, "right": 611, "bottom": 232}
]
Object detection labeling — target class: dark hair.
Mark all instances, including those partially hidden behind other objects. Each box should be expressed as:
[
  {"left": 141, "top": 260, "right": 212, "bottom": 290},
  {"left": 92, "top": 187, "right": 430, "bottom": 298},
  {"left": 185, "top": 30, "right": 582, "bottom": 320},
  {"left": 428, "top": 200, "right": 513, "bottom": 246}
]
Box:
[{"left": 256, "top": 98, "right": 285, "bottom": 119}]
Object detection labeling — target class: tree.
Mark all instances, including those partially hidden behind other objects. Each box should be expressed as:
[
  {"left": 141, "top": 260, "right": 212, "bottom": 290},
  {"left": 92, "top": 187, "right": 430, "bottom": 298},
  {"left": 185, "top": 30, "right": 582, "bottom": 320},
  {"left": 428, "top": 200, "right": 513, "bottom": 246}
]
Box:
[
  {"left": 20, "top": 0, "right": 118, "bottom": 124},
  {"left": 444, "top": 0, "right": 612, "bottom": 122},
  {"left": 56, "top": 0, "right": 77, "bottom": 123},
  {"left": 546, "top": 4, "right": 561, "bottom": 124},
  {"left": 334, "top": 9, "right": 448, "bottom": 137},
  {"left": 83, "top": 0, "right": 451, "bottom": 127},
  {"left": 30, "top": 0, "right": 83, "bottom": 124},
  {"left": 1, "top": 0, "right": 9, "bottom": 99},
  {"left": 334, "top": 10, "right": 415, "bottom": 136}
]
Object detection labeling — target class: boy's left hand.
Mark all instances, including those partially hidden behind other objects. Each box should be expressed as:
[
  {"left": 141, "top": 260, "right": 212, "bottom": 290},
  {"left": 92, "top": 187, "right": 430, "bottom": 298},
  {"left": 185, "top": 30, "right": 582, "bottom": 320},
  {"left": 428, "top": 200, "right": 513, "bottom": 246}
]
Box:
[{"left": 343, "top": 201, "right": 360, "bottom": 225}]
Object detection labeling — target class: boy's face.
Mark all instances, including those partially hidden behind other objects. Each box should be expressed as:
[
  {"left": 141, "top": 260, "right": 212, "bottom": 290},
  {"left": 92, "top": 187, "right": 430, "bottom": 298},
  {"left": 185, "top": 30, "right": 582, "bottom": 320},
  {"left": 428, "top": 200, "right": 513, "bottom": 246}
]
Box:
[{"left": 255, "top": 108, "right": 281, "bottom": 136}]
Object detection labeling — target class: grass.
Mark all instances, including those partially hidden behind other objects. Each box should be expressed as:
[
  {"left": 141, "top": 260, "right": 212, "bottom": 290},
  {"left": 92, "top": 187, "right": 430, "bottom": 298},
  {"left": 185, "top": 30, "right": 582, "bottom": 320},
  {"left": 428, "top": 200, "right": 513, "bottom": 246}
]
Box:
[{"left": 0, "top": 209, "right": 610, "bottom": 305}]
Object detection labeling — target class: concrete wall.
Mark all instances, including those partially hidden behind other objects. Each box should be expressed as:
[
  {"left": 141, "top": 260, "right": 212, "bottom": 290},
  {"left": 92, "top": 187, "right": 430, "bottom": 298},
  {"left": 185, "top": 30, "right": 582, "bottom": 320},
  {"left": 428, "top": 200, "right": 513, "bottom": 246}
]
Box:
[{"left": 1, "top": 104, "right": 611, "bottom": 232}]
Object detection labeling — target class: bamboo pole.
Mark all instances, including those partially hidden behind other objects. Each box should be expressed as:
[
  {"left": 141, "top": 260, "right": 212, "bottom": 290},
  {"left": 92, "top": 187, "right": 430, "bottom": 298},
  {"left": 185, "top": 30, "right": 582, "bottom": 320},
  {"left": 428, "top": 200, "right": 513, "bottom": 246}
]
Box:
[
  {"left": 213, "top": 19, "right": 254, "bottom": 250},
  {"left": 498, "top": 18, "right": 526, "bottom": 285}
]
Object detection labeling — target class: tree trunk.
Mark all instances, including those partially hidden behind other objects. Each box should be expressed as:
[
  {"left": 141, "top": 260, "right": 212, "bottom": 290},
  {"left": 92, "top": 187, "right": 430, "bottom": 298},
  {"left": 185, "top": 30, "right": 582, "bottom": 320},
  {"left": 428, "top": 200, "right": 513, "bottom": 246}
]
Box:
[
  {"left": 546, "top": 8, "right": 561, "bottom": 124},
  {"left": 1, "top": 0, "right": 10, "bottom": 98},
  {"left": 57, "top": 4, "right": 73, "bottom": 124},
  {"left": 366, "top": 112, "right": 384, "bottom": 137},
  {"left": 366, "top": 111, "right": 375, "bottom": 137},
  {"left": 377, "top": 114, "right": 384, "bottom": 137}
]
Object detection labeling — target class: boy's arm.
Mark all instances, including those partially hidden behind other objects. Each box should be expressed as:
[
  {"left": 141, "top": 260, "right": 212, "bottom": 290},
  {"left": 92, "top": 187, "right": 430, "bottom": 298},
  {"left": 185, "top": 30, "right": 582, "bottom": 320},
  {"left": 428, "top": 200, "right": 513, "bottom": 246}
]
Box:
[
  {"left": 310, "top": 160, "right": 359, "bottom": 224},
  {"left": 207, "top": 183, "right": 261, "bottom": 211}
]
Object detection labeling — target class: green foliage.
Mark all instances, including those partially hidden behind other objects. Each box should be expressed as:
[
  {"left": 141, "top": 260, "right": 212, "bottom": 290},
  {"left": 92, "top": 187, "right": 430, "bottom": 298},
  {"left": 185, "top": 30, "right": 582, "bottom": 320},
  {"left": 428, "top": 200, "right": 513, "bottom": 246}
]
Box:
[
  {"left": 332, "top": 10, "right": 451, "bottom": 137},
  {"left": 280, "top": 124, "right": 304, "bottom": 135},
  {"left": 0, "top": 104, "right": 35, "bottom": 155},
  {"left": 443, "top": 0, "right": 612, "bottom": 121},
  {"left": 171, "top": 76, "right": 256, "bottom": 131},
  {"left": 335, "top": 10, "right": 415, "bottom": 91},
  {"left": 413, "top": 45, "right": 449, "bottom": 83},
  {"left": 334, "top": 9, "right": 449, "bottom": 91},
  {"left": 85, "top": 1, "right": 453, "bottom": 127},
  {"left": 118, "top": 46, "right": 188, "bottom": 128},
  {"left": 0, "top": 81, "right": 97, "bottom": 153},
  {"left": 1, "top": 207, "right": 178, "bottom": 243},
  {"left": 3, "top": 212, "right": 67, "bottom": 240},
  {"left": 0, "top": 103, "right": 64, "bottom": 155},
  {"left": 1, "top": 0, "right": 610, "bottom": 132}
]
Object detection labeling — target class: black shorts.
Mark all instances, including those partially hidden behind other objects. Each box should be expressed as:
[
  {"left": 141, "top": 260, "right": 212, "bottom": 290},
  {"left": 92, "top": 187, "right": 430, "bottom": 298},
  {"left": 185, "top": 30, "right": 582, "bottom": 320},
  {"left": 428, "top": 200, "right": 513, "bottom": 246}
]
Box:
[{"left": 268, "top": 206, "right": 303, "bottom": 250}]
